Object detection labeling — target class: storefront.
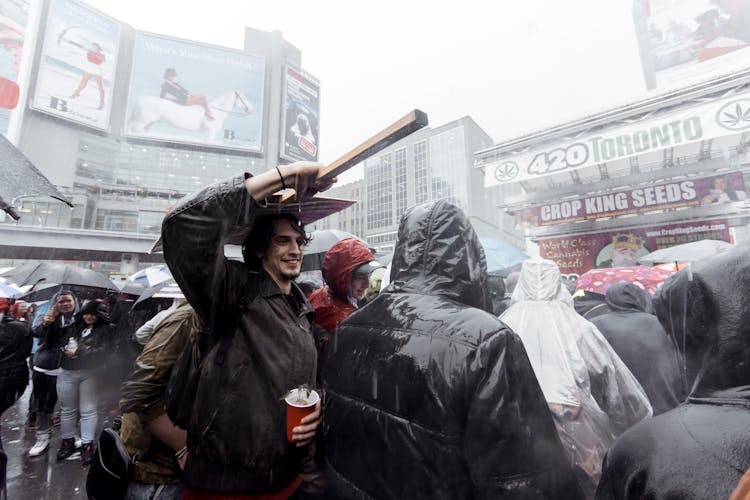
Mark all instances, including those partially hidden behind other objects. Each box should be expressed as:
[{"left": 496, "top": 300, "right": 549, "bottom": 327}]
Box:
[{"left": 476, "top": 71, "right": 750, "bottom": 277}]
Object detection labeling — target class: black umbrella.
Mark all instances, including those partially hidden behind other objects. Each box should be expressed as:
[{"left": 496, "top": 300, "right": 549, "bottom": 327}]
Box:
[
  {"left": 1, "top": 262, "right": 116, "bottom": 290},
  {"left": 0, "top": 134, "right": 72, "bottom": 220}
]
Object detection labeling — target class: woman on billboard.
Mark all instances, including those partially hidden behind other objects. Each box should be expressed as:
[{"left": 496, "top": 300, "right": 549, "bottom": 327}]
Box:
[{"left": 58, "top": 28, "right": 106, "bottom": 111}]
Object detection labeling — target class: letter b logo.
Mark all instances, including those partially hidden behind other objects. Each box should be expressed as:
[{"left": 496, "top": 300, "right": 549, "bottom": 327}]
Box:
[{"left": 49, "top": 97, "right": 68, "bottom": 112}]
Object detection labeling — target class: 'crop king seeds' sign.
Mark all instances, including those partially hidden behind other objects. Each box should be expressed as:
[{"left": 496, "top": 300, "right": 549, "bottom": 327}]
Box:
[
  {"left": 484, "top": 88, "right": 750, "bottom": 187},
  {"left": 516, "top": 172, "right": 746, "bottom": 227}
]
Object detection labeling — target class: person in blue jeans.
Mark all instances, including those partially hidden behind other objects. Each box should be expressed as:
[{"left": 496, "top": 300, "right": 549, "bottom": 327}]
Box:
[{"left": 56, "top": 300, "right": 114, "bottom": 465}]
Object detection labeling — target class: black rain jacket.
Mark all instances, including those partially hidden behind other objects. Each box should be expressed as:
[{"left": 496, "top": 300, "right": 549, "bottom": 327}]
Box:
[
  {"left": 162, "top": 175, "right": 317, "bottom": 494},
  {"left": 323, "top": 199, "right": 584, "bottom": 500},
  {"left": 596, "top": 246, "right": 750, "bottom": 500},
  {"left": 591, "top": 283, "right": 686, "bottom": 415}
]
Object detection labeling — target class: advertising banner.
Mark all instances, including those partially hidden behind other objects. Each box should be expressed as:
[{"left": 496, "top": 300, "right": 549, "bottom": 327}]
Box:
[
  {"left": 125, "top": 32, "right": 265, "bottom": 151},
  {"left": 538, "top": 219, "right": 731, "bottom": 277},
  {"left": 0, "top": 0, "right": 31, "bottom": 137},
  {"left": 281, "top": 67, "right": 320, "bottom": 161},
  {"left": 281, "top": 66, "right": 319, "bottom": 161},
  {"left": 633, "top": 0, "right": 750, "bottom": 90},
  {"left": 31, "top": 0, "right": 120, "bottom": 130},
  {"left": 516, "top": 172, "right": 746, "bottom": 227},
  {"left": 484, "top": 87, "right": 750, "bottom": 187}
]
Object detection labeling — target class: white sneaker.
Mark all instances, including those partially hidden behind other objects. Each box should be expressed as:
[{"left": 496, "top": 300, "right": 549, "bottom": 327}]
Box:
[
  {"left": 74, "top": 437, "right": 82, "bottom": 449},
  {"left": 28, "top": 433, "right": 50, "bottom": 457}
]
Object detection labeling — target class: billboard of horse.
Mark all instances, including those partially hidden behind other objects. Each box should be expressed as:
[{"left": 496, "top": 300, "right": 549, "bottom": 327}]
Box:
[
  {"left": 31, "top": 0, "right": 121, "bottom": 131},
  {"left": 281, "top": 66, "right": 320, "bottom": 161},
  {"left": 124, "top": 32, "right": 265, "bottom": 152}
]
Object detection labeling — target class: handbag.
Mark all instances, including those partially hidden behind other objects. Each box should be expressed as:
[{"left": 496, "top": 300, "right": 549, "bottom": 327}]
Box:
[
  {"left": 33, "top": 344, "right": 62, "bottom": 371},
  {"left": 85, "top": 427, "right": 136, "bottom": 500}
]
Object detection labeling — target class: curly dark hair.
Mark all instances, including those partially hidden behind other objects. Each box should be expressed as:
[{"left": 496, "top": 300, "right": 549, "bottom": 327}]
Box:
[{"left": 241, "top": 214, "right": 312, "bottom": 270}]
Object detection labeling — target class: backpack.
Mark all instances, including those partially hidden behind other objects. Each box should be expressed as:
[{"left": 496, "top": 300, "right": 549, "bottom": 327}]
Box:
[{"left": 85, "top": 427, "right": 139, "bottom": 500}]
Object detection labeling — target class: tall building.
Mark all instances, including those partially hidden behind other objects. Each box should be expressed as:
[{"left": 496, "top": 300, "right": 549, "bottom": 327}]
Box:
[
  {"left": 0, "top": 0, "right": 319, "bottom": 272},
  {"left": 317, "top": 117, "right": 524, "bottom": 252}
]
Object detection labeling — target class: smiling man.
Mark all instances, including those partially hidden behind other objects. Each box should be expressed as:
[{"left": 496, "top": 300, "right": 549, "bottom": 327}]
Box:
[{"left": 161, "top": 162, "right": 334, "bottom": 498}]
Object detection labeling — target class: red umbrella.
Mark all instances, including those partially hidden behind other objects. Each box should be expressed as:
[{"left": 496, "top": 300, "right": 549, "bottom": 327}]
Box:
[{"left": 576, "top": 265, "right": 674, "bottom": 295}]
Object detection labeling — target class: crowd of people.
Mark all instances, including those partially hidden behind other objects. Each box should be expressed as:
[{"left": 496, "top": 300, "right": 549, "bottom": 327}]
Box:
[{"left": 1, "top": 160, "right": 749, "bottom": 499}]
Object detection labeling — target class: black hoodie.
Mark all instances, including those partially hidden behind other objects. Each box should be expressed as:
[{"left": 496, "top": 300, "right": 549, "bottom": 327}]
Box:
[
  {"left": 596, "top": 246, "right": 750, "bottom": 500},
  {"left": 323, "top": 200, "right": 583, "bottom": 500},
  {"left": 591, "top": 282, "right": 686, "bottom": 415}
]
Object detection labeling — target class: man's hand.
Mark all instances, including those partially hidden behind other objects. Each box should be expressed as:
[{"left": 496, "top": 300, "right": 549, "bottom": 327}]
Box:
[
  {"left": 291, "top": 400, "right": 321, "bottom": 447},
  {"left": 280, "top": 162, "right": 337, "bottom": 200}
]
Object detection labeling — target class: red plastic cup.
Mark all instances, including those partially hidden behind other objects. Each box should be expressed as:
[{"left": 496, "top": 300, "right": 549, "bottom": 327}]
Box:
[{"left": 285, "top": 388, "right": 320, "bottom": 442}]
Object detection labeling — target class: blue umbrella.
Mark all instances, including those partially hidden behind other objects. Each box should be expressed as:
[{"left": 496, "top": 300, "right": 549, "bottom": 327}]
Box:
[{"left": 479, "top": 238, "right": 529, "bottom": 273}]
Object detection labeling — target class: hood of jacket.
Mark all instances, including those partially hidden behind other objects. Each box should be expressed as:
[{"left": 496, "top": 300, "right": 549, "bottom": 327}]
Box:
[
  {"left": 655, "top": 244, "right": 750, "bottom": 399},
  {"left": 511, "top": 259, "right": 571, "bottom": 304},
  {"left": 604, "top": 282, "right": 652, "bottom": 313},
  {"left": 321, "top": 238, "right": 375, "bottom": 301},
  {"left": 387, "top": 199, "right": 490, "bottom": 311}
]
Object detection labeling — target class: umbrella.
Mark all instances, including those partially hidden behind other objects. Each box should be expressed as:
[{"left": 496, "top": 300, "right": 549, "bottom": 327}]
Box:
[
  {"left": 0, "top": 133, "right": 72, "bottom": 220},
  {"left": 114, "top": 280, "right": 146, "bottom": 297},
  {"left": 478, "top": 238, "right": 529, "bottom": 273},
  {"left": 301, "top": 229, "right": 370, "bottom": 272},
  {"left": 132, "top": 281, "right": 182, "bottom": 309},
  {"left": 127, "top": 264, "right": 172, "bottom": 287},
  {"left": 0, "top": 281, "right": 20, "bottom": 298},
  {"left": 0, "top": 262, "right": 116, "bottom": 290},
  {"left": 576, "top": 265, "right": 674, "bottom": 295},
  {"left": 638, "top": 239, "right": 733, "bottom": 265}
]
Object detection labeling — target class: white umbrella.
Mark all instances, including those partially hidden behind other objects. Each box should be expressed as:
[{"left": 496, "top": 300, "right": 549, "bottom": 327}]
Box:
[
  {"left": 301, "top": 229, "right": 370, "bottom": 272},
  {"left": 639, "top": 239, "right": 733, "bottom": 265},
  {"left": 127, "top": 264, "right": 172, "bottom": 287},
  {"left": 0, "top": 281, "right": 21, "bottom": 298}
]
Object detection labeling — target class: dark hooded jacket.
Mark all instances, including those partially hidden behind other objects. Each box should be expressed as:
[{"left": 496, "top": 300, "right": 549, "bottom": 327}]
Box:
[
  {"left": 308, "top": 238, "right": 375, "bottom": 333},
  {"left": 0, "top": 312, "right": 32, "bottom": 413},
  {"left": 162, "top": 174, "right": 317, "bottom": 494},
  {"left": 591, "top": 283, "right": 686, "bottom": 415},
  {"left": 596, "top": 246, "right": 750, "bottom": 500},
  {"left": 323, "top": 200, "right": 584, "bottom": 500}
]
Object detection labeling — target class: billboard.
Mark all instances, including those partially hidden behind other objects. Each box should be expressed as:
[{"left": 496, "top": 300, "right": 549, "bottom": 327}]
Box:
[
  {"left": 125, "top": 32, "right": 265, "bottom": 151},
  {"left": 634, "top": 0, "right": 750, "bottom": 90},
  {"left": 516, "top": 172, "right": 746, "bottom": 227},
  {"left": 0, "top": 0, "right": 32, "bottom": 137},
  {"left": 485, "top": 86, "right": 750, "bottom": 186},
  {"left": 538, "top": 219, "right": 731, "bottom": 277},
  {"left": 31, "top": 0, "right": 121, "bottom": 130},
  {"left": 281, "top": 66, "right": 320, "bottom": 161}
]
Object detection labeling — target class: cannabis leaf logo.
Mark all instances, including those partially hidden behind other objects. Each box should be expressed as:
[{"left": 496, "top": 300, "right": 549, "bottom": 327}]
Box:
[
  {"left": 717, "top": 99, "right": 750, "bottom": 131},
  {"left": 494, "top": 161, "right": 519, "bottom": 182}
]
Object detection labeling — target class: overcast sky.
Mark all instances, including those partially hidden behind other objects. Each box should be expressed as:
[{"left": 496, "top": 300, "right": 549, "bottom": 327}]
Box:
[{"left": 86, "top": 0, "right": 649, "bottom": 183}]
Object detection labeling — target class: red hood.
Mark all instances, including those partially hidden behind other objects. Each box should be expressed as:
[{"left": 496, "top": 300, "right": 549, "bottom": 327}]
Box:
[{"left": 321, "top": 238, "right": 375, "bottom": 300}]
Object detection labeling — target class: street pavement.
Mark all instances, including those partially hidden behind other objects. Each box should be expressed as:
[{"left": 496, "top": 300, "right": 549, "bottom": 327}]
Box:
[{"left": 2, "top": 388, "right": 90, "bottom": 499}]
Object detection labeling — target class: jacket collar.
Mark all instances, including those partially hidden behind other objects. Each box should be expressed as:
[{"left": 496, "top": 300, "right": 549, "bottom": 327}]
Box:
[{"left": 252, "top": 269, "right": 314, "bottom": 318}]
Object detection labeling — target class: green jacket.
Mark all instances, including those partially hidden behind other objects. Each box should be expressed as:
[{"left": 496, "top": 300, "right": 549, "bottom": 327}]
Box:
[{"left": 119, "top": 302, "right": 193, "bottom": 485}]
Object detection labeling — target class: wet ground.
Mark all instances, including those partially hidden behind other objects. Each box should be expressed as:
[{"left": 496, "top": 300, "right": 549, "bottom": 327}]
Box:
[{"left": 2, "top": 389, "right": 90, "bottom": 499}]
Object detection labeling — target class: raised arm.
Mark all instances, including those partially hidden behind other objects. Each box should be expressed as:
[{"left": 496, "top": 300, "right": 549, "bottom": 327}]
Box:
[{"left": 161, "top": 162, "right": 332, "bottom": 328}]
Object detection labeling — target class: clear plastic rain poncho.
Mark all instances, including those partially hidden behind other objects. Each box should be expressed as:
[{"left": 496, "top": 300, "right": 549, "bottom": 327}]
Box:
[{"left": 500, "top": 259, "right": 652, "bottom": 486}]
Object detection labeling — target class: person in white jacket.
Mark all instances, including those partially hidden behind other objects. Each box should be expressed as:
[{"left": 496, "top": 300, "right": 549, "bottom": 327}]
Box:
[
  {"left": 499, "top": 259, "right": 652, "bottom": 498},
  {"left": 134, "top": 299, "right": 184, "bottom": 345}
]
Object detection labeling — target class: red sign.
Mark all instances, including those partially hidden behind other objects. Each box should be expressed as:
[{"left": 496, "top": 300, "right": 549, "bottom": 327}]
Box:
[
  {"left": 538, "top": 219, "right": 731, "bottom": 277},
  {"left": 516, "top": 172, "right": 746, "bottom": 227}
]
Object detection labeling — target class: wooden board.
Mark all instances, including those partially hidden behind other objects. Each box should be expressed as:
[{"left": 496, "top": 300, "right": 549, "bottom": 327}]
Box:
[{"left": 280, "top": 108, "right": 428, "bottom": 203}]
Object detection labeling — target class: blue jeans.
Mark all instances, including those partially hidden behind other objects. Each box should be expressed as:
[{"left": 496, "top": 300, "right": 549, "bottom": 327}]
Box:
[
  {"left": 56, "top": 368, "right": 97, "bottom": 443},
  {"left": 125, "top": 481, "right": 184, "bottom": 500}
]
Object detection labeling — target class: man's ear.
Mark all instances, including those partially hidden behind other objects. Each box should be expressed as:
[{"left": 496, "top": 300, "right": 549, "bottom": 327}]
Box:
[{"left": 255, "top": 249, "right": 264, "bottom": 259}]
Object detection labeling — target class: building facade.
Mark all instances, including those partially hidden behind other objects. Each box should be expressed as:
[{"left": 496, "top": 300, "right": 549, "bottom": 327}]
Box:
[
  {"left": 317, "top": 117, "right": 524, "bottom": 252},
  {"left": 0, "top": 0, "right": 316, "bottom": 272}
]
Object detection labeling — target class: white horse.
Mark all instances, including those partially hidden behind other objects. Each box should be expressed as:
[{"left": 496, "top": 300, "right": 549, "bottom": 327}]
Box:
[{"left": 128, "top": 90, "right": 253, "bottom": 143}]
